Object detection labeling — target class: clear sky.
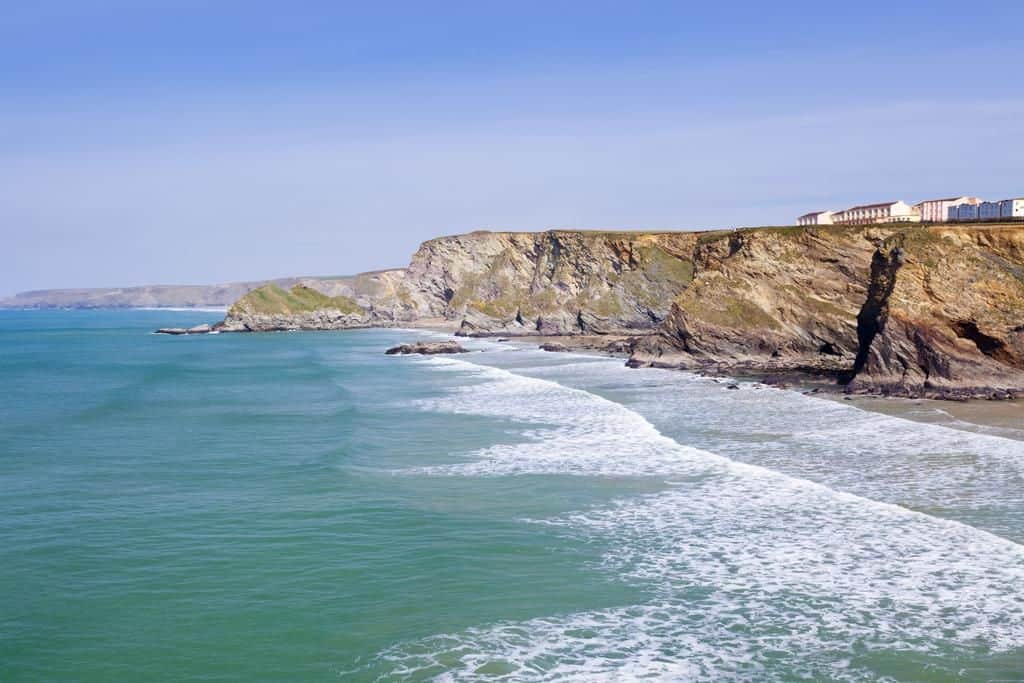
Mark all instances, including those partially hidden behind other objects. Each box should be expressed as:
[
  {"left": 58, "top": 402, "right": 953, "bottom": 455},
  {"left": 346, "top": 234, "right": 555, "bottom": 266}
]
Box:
[{"left": 3, "top": 1, "right": 1023, "bottom": 295}]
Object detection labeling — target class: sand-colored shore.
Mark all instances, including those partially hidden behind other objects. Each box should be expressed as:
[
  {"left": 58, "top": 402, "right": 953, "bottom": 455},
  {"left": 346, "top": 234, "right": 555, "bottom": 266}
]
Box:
[{"left": 842, "top": 395, "right": 1024, "bottom": 442}]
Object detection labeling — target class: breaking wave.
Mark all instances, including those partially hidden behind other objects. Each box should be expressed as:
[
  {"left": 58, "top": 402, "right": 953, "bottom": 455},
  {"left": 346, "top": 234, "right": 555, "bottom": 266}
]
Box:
[{"left": 355, "top": 353, "right": 1024, "bottom": 681}]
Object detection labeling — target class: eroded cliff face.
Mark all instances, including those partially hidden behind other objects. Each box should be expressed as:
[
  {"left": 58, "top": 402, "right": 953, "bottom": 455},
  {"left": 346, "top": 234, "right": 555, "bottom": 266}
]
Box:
[
  {"left": 222, "top": 231, "right": 699, "bottom": 335},
  {"left": 844, "top": 226, "right": 1024, "bottom": 398},
  {"left": 220, "top": 224, "right": 1024, "bottom": 398},
  {"left": 628, "top": 226, "right": 886, "bottom": 374},
  {"left": 294, "top": 269, "right": 413, "bottom": 323},
  {"left": 627, "top": 224, "right": 1024, "bottom": 398},
  {"left": 397, "top": 230, "right": 698, "bottom": 335}
]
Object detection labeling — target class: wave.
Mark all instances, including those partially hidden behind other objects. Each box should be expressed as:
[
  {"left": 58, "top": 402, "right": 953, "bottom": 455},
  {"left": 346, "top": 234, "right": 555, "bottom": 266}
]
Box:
[{"left": 359, "top": 353, "right": 1024, "bottom": 681}]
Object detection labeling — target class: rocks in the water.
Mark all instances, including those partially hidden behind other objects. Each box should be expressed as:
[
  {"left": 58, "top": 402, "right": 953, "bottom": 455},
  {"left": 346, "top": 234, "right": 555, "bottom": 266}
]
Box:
[
  {"left": 385, "top": 341, "right": 469, "bottom": 355},
  {"left": 155, "top": 324, "right": 213, "bottom": 335},
  {"left": 760, "top": 375, "right": 791, "bottom": 389},
  {"left": 539, "top": 342, "right": 570, "bottom": 352},
  {"left": 602, "top": 339, "right": 635, "bottom": 354}
]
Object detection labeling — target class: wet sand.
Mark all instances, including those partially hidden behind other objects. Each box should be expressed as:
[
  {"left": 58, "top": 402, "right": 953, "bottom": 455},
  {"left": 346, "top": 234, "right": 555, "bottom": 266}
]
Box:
[{"left": 844, "top": 395, "right": 1024, "bottom": 442}]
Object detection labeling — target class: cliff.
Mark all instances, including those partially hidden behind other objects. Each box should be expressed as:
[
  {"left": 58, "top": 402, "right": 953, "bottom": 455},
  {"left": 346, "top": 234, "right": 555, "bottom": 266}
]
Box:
[
  {"left": 844, "top": 226, "right": 1024, "bottom": 399},
  {"left": 627, "top": 223, "right": 1024, "bottom": 399},
  {"left": 628, "top": 225, "right": 880, "bottom": 375},
  {"left": 219, "top": 230, "right": 700, "bottom": 335},
  {"left": 217, "top": 223, "right": 1024, "bottom": 399},
  {"left": 398, "top": 230, "right": 698, "bottom": 335}
]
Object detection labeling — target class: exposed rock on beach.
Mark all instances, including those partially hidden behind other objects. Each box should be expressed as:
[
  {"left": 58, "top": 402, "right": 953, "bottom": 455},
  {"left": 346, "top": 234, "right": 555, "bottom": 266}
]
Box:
[{"left": 385, "top": 341, "right": 469, "bottom": 355}]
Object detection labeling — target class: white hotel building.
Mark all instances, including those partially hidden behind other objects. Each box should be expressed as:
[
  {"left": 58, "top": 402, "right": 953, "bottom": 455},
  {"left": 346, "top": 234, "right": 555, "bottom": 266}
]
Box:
[
  {"left": 830, "top": 201, "right": 921, "bottom": 225},
  {"left": 796, "top": 210, "right": 835, "bottom": 226},
  {"left": 916, "top": 196, "right": 980, "bottom": 222},
  {"left": 797, "top": 195, "right": 1021, "bottom": 226}
]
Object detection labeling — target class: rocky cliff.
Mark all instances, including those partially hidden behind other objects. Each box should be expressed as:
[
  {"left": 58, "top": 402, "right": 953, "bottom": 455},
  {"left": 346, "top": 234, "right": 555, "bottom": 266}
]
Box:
[
  {"left": 220, "top": 230, "right": 699, "bottom": 335},
  {"left": 627, "top": 224, "right": 1024, "bottom": 399},
  {"left": 844, "top": 226, "right": 1024, "bottom": 399},
  {"left": 399, "top": 230, "right": 698, "bottom": 335},
  {"left": 218, "top": 223, "right": 1024, "bottom": 399}
]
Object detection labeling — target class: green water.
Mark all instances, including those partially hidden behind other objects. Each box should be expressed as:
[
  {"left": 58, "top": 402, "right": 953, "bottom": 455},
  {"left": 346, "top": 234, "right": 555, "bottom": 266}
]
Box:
[{"left": 1, "top": 311, "right": 1022, "bottom": 681}]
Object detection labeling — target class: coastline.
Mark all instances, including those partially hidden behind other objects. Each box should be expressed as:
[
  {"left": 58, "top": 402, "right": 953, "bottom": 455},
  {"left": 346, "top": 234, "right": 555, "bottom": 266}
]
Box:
[
  {"left": 473, "top": 331, "right": 1024, "bottom": 442},
  {"left": 839, "top": 395, "right": 1024, "bottom": 442}
]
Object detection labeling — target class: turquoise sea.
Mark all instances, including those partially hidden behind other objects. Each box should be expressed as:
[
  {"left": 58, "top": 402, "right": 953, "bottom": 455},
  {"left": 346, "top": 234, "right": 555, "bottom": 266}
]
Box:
[{"left": 1, "top": 310, "right": 1022, "bottom": 681}]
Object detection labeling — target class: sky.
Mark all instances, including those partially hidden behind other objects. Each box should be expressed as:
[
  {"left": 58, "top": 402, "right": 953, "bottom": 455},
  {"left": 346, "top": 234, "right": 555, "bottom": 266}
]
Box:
[{"left": 3, "top": 1, "right": 1024, "bottom": 295}]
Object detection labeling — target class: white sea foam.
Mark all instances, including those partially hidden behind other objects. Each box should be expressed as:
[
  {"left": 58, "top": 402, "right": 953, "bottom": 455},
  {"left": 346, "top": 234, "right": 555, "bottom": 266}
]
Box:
[
  {"left": 367, "top": 352, "right": 1024, "bottom": 681},
  {"left": 483, "top": 356, "right": 1024, "bottom": 528},
  {"left": 403, "top": 356, "right": 718, "bottom": 478}
]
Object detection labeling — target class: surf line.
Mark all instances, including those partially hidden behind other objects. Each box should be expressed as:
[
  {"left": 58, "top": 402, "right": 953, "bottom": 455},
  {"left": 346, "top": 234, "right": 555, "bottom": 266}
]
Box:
[{"left": 414, "top": 353, "right": 1024, "bottom": 553}]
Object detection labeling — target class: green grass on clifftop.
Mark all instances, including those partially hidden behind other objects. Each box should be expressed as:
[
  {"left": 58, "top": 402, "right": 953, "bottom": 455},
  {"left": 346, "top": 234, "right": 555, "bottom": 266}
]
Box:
[{"left": 230, "top": 284, "right": 363, "bottom": 316}]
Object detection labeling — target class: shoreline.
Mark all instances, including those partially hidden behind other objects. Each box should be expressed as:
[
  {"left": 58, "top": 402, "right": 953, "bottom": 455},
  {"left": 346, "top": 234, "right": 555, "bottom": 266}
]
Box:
[
  {"left": 149, "top": 313, "right": 1024, "bottom": 438},
  {"left": 478, "top": 332, "right": 1024, "bottom": 442}
]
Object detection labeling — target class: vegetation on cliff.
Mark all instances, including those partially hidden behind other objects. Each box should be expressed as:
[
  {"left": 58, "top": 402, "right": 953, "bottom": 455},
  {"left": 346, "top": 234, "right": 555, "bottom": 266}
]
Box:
[{"left": 229, "top": 284, "right": 363, "bottom": 316}]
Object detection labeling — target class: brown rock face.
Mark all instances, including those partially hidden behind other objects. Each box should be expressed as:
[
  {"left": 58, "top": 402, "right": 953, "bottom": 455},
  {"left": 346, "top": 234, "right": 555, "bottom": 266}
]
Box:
[
  {"left": 845, "top": 226, "right": 1024, "bottom": 399},
  {"left": 624, "top": 224, "right": 1024, "bottom": 398},
  {"left": 396, "top": 230, "right": 699, "bottom": 336},
  {"left": 628, "top": 225, "right": 884, "bottom": 375}
]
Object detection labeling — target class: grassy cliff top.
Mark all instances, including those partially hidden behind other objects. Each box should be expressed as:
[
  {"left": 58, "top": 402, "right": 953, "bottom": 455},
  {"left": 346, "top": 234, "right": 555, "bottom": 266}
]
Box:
[
  {"left": 423, "top": 222, "right": 1024, "bottom": 242},
  {"left": 229, "top": 284, "right": 363, "bottom": 316}
]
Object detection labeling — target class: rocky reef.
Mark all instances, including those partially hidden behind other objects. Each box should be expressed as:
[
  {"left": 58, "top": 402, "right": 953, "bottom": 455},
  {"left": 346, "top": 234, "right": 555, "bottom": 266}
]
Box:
[
  {"left": 215, "top": 223, "right": 1024, "bottom": 399},
  {"left": 385, "top": 341, "right": 469, "bottom": 355}
]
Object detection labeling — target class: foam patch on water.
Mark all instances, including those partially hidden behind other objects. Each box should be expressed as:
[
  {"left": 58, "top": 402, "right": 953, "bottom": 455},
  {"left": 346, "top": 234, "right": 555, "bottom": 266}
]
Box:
[
  {"left": 468, "top": 355, "right": 1024, "bottom": 537},
  {"left": 368, "top": 354, "right": 1024, "bottom": 680},
  {"left": 357, "top": 479, "right": 1024, "bottom": 681},
  {"left": 403, "top": 356, "right": 718, "bottom": 478}
]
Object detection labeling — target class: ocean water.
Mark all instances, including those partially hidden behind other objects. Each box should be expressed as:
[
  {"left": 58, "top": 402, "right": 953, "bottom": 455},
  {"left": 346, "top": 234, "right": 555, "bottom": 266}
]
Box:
[{"left": 1, "top": 310, "right": 1022, "bottom": 682}]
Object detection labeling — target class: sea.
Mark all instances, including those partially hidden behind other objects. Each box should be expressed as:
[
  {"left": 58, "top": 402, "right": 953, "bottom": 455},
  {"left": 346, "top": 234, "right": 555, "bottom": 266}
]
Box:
[{"left": 1, "top": 309, "right": 1022, "bottom": 682}]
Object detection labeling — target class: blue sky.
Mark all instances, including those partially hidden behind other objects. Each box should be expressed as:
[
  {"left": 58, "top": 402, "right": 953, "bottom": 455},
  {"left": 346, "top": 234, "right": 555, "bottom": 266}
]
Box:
[{"left": 3, "top": 1, "right": 1023, "bottom": 294}]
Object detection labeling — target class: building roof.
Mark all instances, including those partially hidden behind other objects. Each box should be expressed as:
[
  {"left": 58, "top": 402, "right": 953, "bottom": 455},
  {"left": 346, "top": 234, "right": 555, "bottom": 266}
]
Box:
[
  {"left": 842, "top": 201, "right": 904, "bottom": 211},
  {"left": 798, "top": 210, "right": 833, "bottom": 219},
  {"left": 917, "top": 196, "right": 972, "bottom": 203}
]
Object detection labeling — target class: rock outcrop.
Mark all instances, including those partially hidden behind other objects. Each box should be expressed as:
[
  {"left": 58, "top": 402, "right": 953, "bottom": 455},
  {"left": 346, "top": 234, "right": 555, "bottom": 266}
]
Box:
[
  {"left": 396, "top": 230, "right": 698, "bottom": 336},
  {"left": 155, "top": 324, "right": 213, "bottom": 335},
  {"left": 627, "top": 225, "right": 882, "bottom": 375},
  {"left": 385, "top": 341, "right": 469, "bottom": 355},
  {"left": 627, "top": 224, "right": 1024, "bottom": 399},
  {"left": 219, "top": 284, "right": 371, "bottom": 332},
  {"left": 844, "top": 226, "right": 1024, "bottom": 399}
]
